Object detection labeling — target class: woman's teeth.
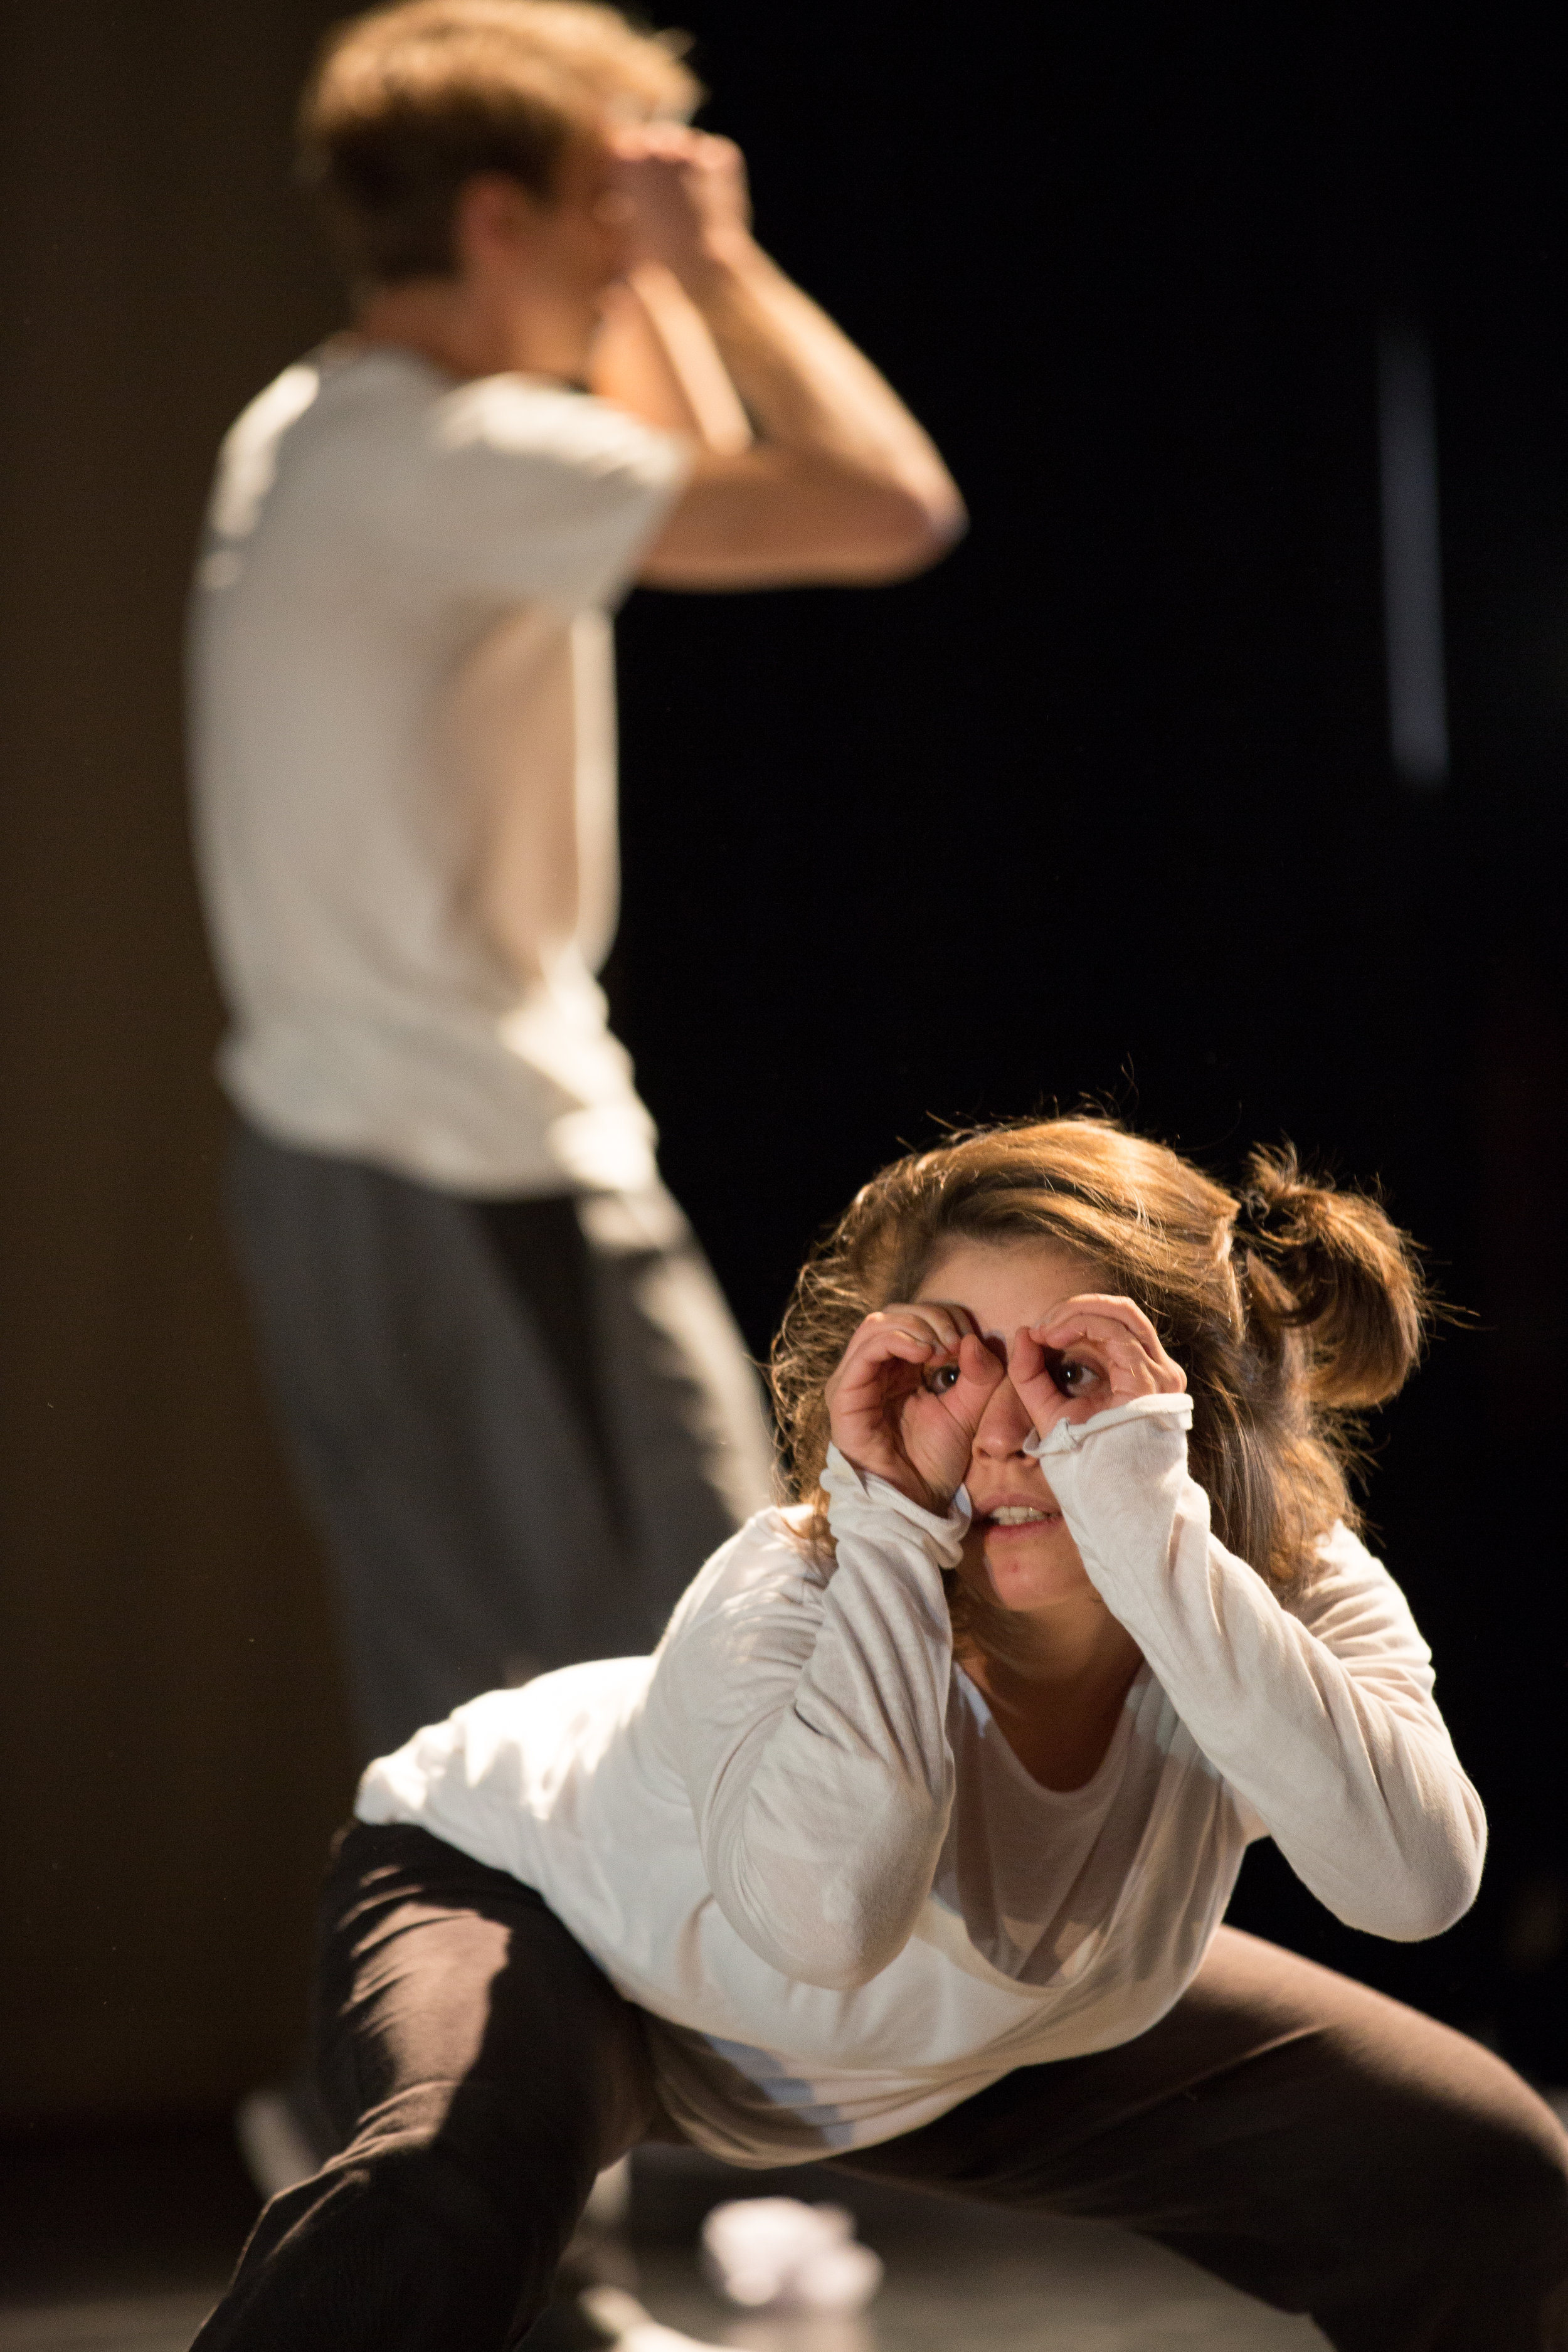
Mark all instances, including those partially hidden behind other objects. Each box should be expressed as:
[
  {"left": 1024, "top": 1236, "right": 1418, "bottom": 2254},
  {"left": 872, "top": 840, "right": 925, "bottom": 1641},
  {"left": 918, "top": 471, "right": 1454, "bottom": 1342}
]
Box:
[{"left": 988, "top": 1506, "right": 1054, "bottom": 1525}]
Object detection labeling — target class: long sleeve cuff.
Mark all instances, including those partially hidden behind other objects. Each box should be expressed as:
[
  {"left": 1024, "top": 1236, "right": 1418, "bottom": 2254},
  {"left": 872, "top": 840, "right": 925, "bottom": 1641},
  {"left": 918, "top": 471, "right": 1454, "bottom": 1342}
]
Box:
[
  {"left": 1022, "top": 1389, "right": 1481, "bottom": 1942},
  {"left": 1026, "top": 1390, "right": 1194, "bottom": 1462},
  {"left": 820, "top": 1444, "right": 970, "bottom": 1572}
]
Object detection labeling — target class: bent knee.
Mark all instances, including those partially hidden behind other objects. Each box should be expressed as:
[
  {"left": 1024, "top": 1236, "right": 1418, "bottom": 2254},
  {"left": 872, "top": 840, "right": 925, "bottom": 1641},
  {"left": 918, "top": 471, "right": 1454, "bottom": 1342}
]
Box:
[
  {"left": 1471, "top": 2103, "right": 1568, "bottom": 2245},
  {"left": 1412, "top": 2081, "right": 1568, "bottom": 2257},
  {"left": 333, "top": 2080, "right": 586, "bottom": 2258}
]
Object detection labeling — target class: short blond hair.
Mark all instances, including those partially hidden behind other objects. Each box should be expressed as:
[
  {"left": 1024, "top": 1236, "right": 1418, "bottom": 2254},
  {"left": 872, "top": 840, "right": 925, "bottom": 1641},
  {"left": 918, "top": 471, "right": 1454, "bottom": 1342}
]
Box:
[{"left": 299, "top": 0, "right": 700, "bottom": 285}]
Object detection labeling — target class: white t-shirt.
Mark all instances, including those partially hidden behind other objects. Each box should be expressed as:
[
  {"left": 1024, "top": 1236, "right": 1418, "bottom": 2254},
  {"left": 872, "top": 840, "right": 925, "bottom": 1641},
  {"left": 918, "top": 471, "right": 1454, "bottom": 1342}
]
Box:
[
  {"left": 188, "top": 342, "right": 691, "bottom": 1194},
  {"left": 358, "top": 1394, "right": 1485, "bottom": 2164}
]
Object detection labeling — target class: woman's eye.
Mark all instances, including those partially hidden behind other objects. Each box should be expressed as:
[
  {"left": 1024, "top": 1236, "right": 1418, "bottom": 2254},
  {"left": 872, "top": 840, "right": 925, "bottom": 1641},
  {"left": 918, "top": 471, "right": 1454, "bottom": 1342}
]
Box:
[
  {"left": 926, "top": 1360, "right": 961, "bottom": 1395},
  {"left": 1058, "top": 1358, "right": 1096, "bottom": 1391}
]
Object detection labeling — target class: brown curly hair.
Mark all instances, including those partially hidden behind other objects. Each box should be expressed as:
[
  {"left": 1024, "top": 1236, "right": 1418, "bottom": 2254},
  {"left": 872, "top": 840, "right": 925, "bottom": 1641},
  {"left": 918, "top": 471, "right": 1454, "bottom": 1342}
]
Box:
[{"left": 769, "top": 1116, "right": 1429, "bottom": 1594}]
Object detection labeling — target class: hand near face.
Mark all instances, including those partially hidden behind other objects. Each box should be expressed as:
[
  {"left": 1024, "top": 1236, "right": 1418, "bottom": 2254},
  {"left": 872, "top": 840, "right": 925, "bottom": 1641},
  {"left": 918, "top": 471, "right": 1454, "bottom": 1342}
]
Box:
[
  {"left": 1007, "top": 1295, "right": 1186, "bottom": 1440},
  {"left": 607, "top": 122, "right": 753, "bottom": 284},
  {"left": 825, "top": 1304, "right": 1005, "bottom": 1513}
]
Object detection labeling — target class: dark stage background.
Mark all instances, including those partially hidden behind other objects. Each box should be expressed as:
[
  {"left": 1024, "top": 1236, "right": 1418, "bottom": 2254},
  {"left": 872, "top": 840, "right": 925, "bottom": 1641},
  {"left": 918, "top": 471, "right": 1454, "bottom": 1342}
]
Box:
[{"left": 1, "top": 3, "right": 1565, "bottom": 2129}]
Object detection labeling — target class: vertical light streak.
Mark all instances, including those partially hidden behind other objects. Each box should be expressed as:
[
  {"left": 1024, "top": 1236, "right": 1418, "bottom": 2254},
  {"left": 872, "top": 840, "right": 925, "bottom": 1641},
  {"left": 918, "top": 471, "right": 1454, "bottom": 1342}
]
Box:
[{"left": 1377, "top": 324, "right": 1449, "bottom": 786}]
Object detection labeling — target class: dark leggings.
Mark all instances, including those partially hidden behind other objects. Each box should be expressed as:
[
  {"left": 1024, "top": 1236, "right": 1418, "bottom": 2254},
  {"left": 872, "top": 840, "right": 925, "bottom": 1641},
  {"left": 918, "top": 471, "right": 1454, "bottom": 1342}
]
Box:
[{"left": 194, "top": 1823, "right": 1568, "bottom": 2352}]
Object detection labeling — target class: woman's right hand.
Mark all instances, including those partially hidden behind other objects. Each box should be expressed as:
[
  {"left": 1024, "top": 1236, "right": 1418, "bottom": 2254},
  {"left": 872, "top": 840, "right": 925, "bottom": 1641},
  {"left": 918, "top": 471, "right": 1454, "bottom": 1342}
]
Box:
[{"left": 824, "top": 1305, "right": 1004, "bottom": 1513}]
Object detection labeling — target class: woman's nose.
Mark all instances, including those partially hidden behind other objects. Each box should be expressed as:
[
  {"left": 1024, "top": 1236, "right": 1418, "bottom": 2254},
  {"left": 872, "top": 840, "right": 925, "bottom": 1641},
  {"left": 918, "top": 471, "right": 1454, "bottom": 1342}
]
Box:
[{"left": 972, "top": 1376, "right": 1035, "bottom": 1457}]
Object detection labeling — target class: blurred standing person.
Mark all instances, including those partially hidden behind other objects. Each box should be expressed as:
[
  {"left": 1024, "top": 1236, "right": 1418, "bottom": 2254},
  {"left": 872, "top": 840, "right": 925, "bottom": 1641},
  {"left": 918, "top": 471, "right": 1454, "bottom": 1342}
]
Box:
[{"left": 188, "top": 1, "right": 964, "bottom": 1776}]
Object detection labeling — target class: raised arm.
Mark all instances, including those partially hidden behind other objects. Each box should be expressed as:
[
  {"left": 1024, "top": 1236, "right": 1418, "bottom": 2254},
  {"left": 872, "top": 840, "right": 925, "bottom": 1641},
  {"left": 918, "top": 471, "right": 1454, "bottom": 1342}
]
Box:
[
  {"left": 659, "top": 1463, "right": 962, "bottom": 1989},
  {"left": 608, "top": 125, "right": 966, "bottom": 587},
  {"left": 588, "top": 263, "right": 753, "bottom": 455},
  {"left": 658, "top": 1305, "right": 1006, "bottom": 1988},
  {"left": 1019, "top": 1380, "right": 1486, "bottom": 1942}
]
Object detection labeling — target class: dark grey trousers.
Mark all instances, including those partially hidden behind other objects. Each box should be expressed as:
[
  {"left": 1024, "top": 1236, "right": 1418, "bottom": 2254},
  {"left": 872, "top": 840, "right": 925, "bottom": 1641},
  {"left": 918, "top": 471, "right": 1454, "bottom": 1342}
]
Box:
[
  {"left": 227, "top": 1122, "right": 775, "bottom": 1760},
  {"left": 194, "top": 1823, "right": 1568, "bottom": 2352}
]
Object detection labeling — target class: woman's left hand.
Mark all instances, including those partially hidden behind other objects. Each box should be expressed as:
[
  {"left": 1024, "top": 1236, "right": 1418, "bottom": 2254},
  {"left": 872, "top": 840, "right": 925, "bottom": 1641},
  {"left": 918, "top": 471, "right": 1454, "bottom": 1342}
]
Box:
[{"left": 1008, "top": 1295, "right": 1186, "bottom": 1441}]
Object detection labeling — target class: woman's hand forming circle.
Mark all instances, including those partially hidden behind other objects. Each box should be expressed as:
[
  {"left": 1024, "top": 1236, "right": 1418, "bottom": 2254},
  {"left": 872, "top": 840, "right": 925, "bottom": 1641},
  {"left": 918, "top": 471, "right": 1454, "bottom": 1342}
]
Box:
[
  {"left": 824, "top": 1304, "right": 1005, "bottom": 1513},
  {"left": 1007, "top": 1295, "right": 1186, "bottom": 1440}
]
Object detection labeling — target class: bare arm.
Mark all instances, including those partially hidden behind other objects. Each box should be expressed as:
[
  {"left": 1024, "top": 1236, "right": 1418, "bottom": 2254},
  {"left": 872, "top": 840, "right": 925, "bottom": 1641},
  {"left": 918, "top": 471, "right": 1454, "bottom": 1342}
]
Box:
[
  {"left": 588, "top": 264, "right": 752, "bottom": 454},
  {"left": 611, "top": 126, "right": 966, "bottom": 588}
]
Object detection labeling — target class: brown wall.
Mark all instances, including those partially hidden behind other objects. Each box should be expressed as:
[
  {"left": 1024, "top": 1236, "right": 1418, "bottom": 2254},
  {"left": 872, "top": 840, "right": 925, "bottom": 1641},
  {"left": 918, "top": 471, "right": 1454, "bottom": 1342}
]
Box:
[{"left": 0, "top": 0, "right": 358, "bottom": 2121}]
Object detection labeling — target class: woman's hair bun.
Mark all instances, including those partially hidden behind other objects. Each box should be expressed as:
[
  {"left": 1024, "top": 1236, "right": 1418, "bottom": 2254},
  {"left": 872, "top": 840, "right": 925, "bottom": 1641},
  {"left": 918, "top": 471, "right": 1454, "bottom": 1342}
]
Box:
[{"left": 1237, "top": 1145, "right": 1429, "bottom": 1409}]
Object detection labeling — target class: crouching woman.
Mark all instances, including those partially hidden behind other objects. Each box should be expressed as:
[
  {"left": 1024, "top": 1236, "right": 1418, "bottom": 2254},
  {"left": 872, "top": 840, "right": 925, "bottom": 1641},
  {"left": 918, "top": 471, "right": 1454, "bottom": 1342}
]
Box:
[{"left": 197, "top": 1119, "right": 1568, "bottom": 2351}]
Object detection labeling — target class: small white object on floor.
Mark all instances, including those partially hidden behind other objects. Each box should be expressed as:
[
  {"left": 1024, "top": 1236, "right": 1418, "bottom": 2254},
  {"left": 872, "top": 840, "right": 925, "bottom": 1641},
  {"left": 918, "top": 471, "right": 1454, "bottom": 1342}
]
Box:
[
  {"left": 699, "top": 2199, "right": 884, "bottom": 2316},
  {"left": 581, "top": 2284, "right": 733, "bottom": 2352}
]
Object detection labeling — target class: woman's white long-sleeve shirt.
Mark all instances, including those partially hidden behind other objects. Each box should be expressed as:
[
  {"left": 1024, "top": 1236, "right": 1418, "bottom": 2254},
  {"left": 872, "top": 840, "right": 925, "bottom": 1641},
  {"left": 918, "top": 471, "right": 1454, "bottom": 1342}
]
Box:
[{"left": 356, "top": 1393, "right": 1485, "bottom": 2163}]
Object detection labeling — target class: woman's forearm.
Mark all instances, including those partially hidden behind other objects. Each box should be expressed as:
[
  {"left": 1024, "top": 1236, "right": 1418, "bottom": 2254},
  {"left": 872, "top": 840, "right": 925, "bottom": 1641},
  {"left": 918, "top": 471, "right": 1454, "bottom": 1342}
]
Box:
[
  {"left": 1034, "top": 1399, "right": 1486, "bottom": 1941},
  {"left": 660, "top": 1455, "right": 961, "bottom": 1989}
]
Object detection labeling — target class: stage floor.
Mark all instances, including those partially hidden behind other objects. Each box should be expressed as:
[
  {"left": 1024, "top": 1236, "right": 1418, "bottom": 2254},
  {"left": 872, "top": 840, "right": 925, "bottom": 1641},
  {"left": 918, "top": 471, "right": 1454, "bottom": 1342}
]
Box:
[{"left": 0, "top": 2125, "right": 1327, "bottom": 2351}]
